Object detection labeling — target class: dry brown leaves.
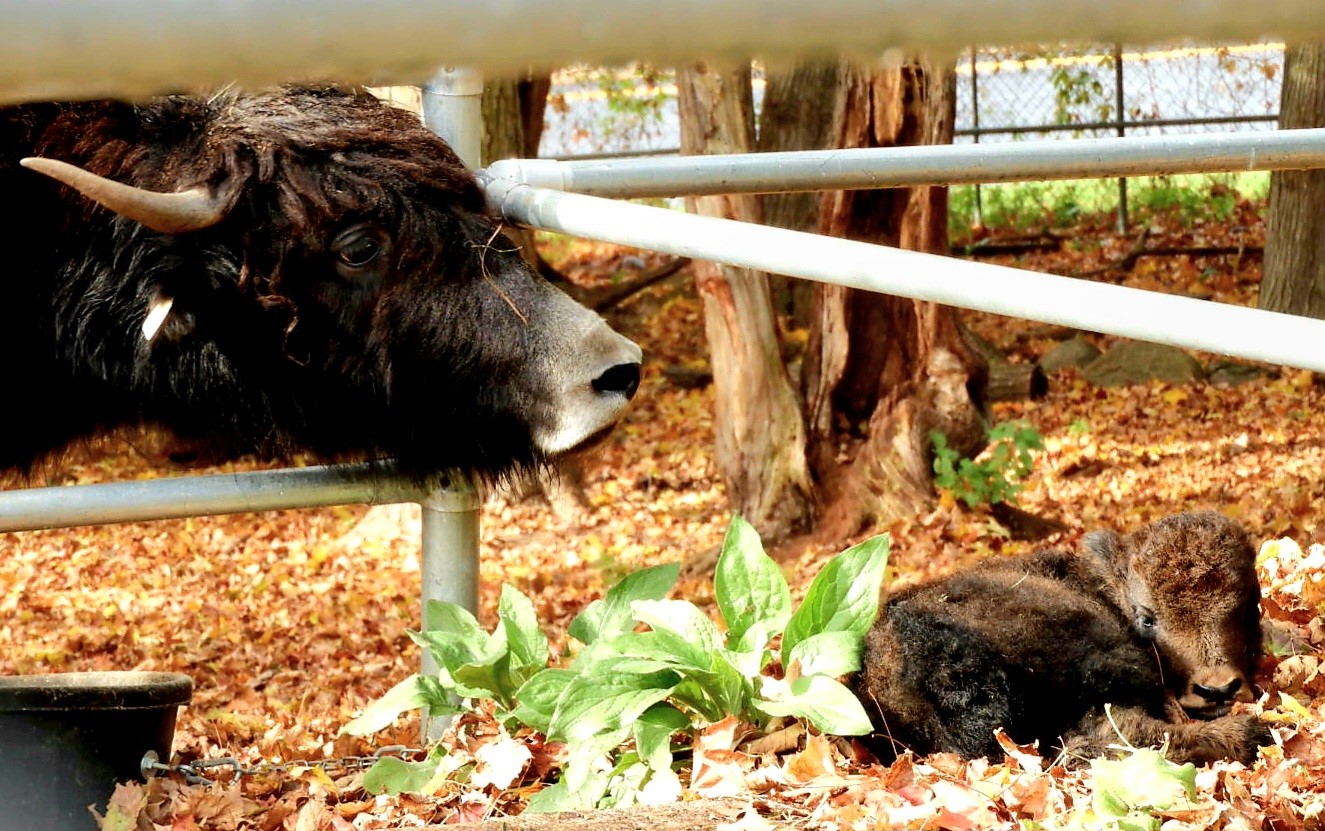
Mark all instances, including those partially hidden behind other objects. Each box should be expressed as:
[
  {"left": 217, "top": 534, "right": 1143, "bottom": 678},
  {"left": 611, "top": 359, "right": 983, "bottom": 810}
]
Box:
[{"left": 3, "top": 209, "right": 1325, "bottom": 829}]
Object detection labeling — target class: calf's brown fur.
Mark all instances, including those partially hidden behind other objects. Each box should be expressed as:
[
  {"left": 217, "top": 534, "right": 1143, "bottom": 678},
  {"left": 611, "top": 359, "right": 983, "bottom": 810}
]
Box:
[{"left": 854, "top": 511, "right": 1270, "bottom": 765}]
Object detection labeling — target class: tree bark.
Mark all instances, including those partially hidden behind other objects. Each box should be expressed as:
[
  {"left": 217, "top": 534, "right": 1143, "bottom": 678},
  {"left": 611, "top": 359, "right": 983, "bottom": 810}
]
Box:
[
  {"left": 757, "top": 62, "right": 839, "bottom": 233},
  {"left": 803, "top": 60, "right": 986, "bottom": 536},
  {"left": 678, "top": 62, "right": 814, "bottom": 541},
  {"left": 756, "top": 62, "right": 840, "bottom": 327},
  {"left": 479, "top": 71, "right": 551, "bottom": 165},
  {"left": 517, "top": 74, "right": 551, "bottom": 158},
  {"left": 481, "top": 73, "right": 565, "bottom": 282},
  {"left": 1262, "top": 43, "right": 1325, "bottom": 318}
]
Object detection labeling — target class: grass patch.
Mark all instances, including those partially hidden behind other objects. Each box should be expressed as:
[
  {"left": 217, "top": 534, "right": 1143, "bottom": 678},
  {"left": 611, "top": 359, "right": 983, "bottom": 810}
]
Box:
[{"left": 949, "top": 171, "right": 1270, "bottom": 235}]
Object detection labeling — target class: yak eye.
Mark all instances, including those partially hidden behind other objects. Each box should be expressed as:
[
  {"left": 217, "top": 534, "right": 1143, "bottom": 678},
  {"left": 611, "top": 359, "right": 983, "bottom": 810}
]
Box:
[
  {"left": 332, "top": 225, "right": 392, "bottom": 275},
  {"left": 1135, "top": 608, "right": 1158, "bottom": 638}
]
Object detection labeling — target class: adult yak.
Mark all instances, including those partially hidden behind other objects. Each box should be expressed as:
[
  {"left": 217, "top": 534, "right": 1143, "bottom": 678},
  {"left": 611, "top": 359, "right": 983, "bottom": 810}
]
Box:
[{"left": 0, "top": 86, "right": 642, "bottom": 477}]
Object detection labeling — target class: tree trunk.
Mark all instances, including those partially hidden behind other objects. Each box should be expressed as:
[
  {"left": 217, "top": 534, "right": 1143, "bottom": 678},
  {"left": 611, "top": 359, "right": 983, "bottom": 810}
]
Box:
[
  {"left": 479, "top": 71, "right": 551, "bottom": 165},
  {"left": 481, "top": 73, "right": 565, "bottom": 282},
  {"left": 518, "top": 74, "right": 551, "bottom": 158},
  {"left": 757, "top": 62, "right": 839, "bottom": 233},
  {"left": 1262, "top": 43, "right": 1325, "bottom": 318},
  {"left": 678, "top": 62, "right": 814, "bottom": 541},
  {"left": 803, "top": 60, "right": 986, "bottom": 537},
  {"left": 756, "top": 62, "right": 840, "bottom": 327}
]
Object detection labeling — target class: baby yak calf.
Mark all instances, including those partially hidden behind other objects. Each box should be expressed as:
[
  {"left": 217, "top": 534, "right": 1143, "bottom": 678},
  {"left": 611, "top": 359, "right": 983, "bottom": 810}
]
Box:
[{"left": 854, "top": 511, "right": 1271, "bottom": 765}]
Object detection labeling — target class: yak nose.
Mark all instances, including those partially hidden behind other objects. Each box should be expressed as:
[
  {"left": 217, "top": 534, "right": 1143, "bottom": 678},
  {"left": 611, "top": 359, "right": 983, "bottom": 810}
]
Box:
[
  {"left": 593, "top": 361, "right": 642, "bottom": 400},
  {"left": 1193, "top": 677, "right": 1242, "bottom": 703}
]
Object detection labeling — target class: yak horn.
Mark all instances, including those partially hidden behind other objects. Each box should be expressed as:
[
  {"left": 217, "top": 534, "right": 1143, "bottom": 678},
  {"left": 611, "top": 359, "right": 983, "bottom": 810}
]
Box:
[{"left": 21, "top": 157, "right": 229, "bottom": 234}]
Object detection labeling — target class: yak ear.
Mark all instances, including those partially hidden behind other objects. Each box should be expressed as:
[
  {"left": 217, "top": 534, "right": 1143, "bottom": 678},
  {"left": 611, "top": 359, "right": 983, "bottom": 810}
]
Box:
[{"left": 141, "top": 288, "right": 196, "bottom": 347}]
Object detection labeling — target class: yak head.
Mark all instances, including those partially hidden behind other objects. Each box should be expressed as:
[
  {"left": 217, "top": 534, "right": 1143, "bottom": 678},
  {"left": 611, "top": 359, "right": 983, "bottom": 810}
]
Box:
[
  {"left": 1084, "top": 511, "right": 1262, "bottom": 719},
  {"left": 22, "top": 86, "right": 641, "bottom": 477}
]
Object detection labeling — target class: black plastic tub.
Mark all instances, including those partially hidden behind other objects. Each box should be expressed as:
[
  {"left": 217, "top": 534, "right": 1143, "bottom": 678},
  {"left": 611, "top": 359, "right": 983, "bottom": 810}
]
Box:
[{"left": 0, "top": 671, "right": 193, "bottom": 830}]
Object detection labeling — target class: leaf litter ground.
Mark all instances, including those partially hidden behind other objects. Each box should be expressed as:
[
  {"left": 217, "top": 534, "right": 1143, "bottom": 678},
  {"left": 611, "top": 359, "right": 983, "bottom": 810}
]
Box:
[{"left": 4, "top": 205, "right": 1325, "bottom": 829}]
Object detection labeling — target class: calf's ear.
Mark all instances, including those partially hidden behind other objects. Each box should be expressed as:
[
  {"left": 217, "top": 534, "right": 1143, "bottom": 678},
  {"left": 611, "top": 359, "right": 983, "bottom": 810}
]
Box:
[{"left": 1083, "top": 530, "right": 1128, "bottom": 574}]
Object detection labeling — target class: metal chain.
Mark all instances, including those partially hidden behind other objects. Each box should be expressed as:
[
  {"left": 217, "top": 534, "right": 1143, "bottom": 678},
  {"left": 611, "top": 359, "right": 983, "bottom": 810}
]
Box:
[{"left": 141, "top": 745, "right": 428, "bottom": 786}]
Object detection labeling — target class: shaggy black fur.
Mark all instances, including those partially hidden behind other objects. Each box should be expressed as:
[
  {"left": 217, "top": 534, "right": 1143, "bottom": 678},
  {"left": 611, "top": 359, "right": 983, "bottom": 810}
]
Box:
[
  {"left": 1, "top": 87, "right": 610, "bottom": 477},
  {"left": 854, "top": 512, "right": 1271, "bottom": 766}
]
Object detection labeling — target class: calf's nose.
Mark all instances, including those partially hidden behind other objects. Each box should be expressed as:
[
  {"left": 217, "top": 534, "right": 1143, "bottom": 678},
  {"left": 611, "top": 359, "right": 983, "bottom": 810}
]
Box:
[{"left": 1193, "top": 677, "right": 1242, "bottom": 703}]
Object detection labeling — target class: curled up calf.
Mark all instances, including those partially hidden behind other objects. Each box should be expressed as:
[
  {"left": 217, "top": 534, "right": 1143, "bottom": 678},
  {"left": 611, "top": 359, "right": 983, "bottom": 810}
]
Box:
[{"left": 852, "top": 511, "right": 1272, "bottom": 766}]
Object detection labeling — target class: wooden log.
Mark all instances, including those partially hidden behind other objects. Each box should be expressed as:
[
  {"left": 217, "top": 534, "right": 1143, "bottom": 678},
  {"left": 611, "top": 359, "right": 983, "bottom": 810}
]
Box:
[{"left": 985, "top": 361, "right": 1049, "bottom": 402}]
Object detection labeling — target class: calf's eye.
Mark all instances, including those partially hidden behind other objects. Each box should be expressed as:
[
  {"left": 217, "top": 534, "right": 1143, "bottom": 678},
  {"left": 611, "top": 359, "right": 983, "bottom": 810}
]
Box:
[{"left": 1135, "top": 608, "right": 1158, "bottom": 638}]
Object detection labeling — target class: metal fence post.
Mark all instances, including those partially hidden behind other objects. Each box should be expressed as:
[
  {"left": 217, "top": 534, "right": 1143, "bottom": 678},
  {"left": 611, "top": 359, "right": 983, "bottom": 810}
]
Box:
[
  {"left": 1114, "top": 43, "right": 1129, "bottom": 232},
  {"left": 419, "top": 66, "right": 485, "bottom": 741},
  {"left": 418, "top": 479, "right": 481, "bottom": 740},
  {"left": 423, "top": 67, "right": 485, "bottom": 168},
  {"left": 969, "top": 46, "right": 983, "bottom": 228}
]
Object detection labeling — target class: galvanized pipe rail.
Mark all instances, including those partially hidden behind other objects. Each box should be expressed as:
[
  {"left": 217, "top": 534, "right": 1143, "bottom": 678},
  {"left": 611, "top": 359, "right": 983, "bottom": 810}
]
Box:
[
  {"left": 488, "top": 128, "right": 1325, "bottom": 199},
  {"left": 485, "top": 177, "right": 1325, "bottom": 373},
  {"left": 0, "top": 463, "right": 425, "bottom": 533},
  {"left": 1, "top": 0, "right": 1323, "bottom": 105}
]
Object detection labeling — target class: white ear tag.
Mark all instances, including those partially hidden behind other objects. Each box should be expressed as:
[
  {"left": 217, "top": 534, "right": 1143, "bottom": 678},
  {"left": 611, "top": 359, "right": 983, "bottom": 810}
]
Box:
[{"left": 142, "top": 295, "right": 175, "bottom": 344}]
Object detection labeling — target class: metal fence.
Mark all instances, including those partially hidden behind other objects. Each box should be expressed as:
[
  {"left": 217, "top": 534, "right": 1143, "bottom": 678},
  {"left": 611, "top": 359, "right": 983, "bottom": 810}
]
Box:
[
  {"left": 541, "top": 42, "right": 1288, "bottom": 195},
  {"left": 958, "top": 43, "right": 1283, "bottom": 142},
  {"left": 4, "top": 5, "right": 1325, "bottom": 743},
  {"left": 957, "top": 42, "right": 1285, "bottom": 228}
]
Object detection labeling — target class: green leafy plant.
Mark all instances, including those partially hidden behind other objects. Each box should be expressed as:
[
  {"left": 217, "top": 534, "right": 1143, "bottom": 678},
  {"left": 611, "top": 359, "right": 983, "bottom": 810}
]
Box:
[
  {"left": 930, "top": 420, "right": 1043, "bottom": 507},
  {"left": 343, "top": 515, "right": 890, "bottom": 812},
  {"left": 1083, "top": 747, "right": 1199, "bottom": 831}
]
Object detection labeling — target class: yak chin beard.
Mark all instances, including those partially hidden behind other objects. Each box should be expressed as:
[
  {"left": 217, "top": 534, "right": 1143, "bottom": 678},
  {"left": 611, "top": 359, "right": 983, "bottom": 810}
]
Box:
[{"left": 533, "top": 399, "right": 632, "bottom": 457}]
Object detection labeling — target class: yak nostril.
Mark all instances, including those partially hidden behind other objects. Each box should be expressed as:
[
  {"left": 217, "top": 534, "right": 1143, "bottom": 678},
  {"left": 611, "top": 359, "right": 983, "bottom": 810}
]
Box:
[
  {"left": 592, "top": 362, "right": 641, "bottom": 400},
  {"left": 1193, "top": 678, "right": 1242, "bottom": 702}
]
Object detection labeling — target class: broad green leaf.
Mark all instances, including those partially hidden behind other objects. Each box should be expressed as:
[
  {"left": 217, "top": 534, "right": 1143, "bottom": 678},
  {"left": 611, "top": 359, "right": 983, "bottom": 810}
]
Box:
[
  {"left": 524, "top": 779, "right": 579, "bottom": 813},
  {"left": 424, "top": 599, "right": 486, "bottom": 642},
  {"left": 548, "top": 661, "right": 680, "bottom": 744},
  {"left": 361, "top": 754, "right": 442, "bottom": 795},
  {"left": 568, "top": 562, "right": 679, "bottom": 645},
  {"left": 664, "top": 649, "right": 752, "bottom": 725},
  {"left": 414, "top": 624, "right": 515, "bottom": 702},
  {"left": 569, "top": 640, "right": 678, "bottom": 676},
  {"left": 725, "top": 644, "right": 768, "bottom": 678},
  {"left": 755, "top": 674, "right": 874, "bottom": 735},
  {"left": 450, "top": 655, "right": 517, "bottom": 706},
  {"left": 525, "top": 767, "right": 611, "bottom": 814},
  {"left": 408, "top": 627, "right": 499, "bottom": 680},
  {"left": 499, "top": 584, "right": 550, "bottom": 676},
  {"left": 602, "top": 756, "right": 650, "bottom": 809},
  {"left": 563, "top": 729, "right": 630, "bottom": 793},
  {"left": 510, "top": 668, "right": 577, "bottom": 734},
  {"left": 787, "top": 630, "right": 863, "bottom": 678},
  {"left": 341, "top": 674, "right": 450, "bottom": 736},
  {"left": 631, "top": 599, "right": 724, "bottom": 669},
  {"left": 706, "top": 648, "right": 758, "bottom": 716},
  {"left": 600, "top": 631, "right": 694, "bottom": 665},
  {"left": 633, "top": 703, "right": 690, "bottom": 773},
  {"left": 781, "top": 534, "right": 890, "bottom": 666},
  {"left": 714, "top": 515, "right": 791, "bottom": 650},
  {"left": 668, "top": 676, "right": 726, "bottom": 724},
  {"left": 1091, "top": 748, "right": 1196, "bottom": 820}
]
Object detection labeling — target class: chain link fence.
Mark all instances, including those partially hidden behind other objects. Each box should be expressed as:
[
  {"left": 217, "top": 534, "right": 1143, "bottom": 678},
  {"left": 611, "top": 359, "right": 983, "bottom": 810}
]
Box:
[
  {"left": 540, "top": 44, "right": 1285, "bottom": 175},
  {"left": 953, "top": 42, "right": 1283, "bottom": 228},
  {"left": 957, "top": 43, "right": 1282, "bottom": 144}
]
